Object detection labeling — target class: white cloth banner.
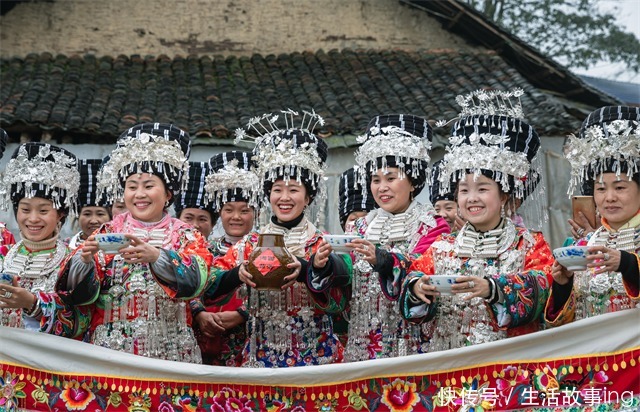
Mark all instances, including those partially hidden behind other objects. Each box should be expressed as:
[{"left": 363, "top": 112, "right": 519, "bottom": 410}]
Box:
[{"left": 1, "top": 309, "right": 639, "bottom": 385}]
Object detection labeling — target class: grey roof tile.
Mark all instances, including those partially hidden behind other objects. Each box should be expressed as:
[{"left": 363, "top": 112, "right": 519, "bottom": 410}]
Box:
[{"left": 1, "top": 50, "right": 582, "bottom": 144}]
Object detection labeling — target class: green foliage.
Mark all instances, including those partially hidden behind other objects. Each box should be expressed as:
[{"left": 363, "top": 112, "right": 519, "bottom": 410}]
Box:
[{"left": 464, "top": 0, "right": 640, "bottom": 73}]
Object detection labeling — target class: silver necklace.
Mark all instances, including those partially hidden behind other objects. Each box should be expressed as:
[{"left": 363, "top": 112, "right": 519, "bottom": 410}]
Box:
[{"left": 2, "top": 240, "right": 67, "bottom": 279}]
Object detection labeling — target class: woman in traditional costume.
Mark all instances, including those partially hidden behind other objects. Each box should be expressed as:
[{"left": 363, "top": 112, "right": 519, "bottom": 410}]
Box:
[
  {"left": 330, "top": 165, "right": 378, "bottom": 345},
  {"left": 67, "top": 159, "right": 112, "bottom": 250},
  {"left": 400, "top": 89, "right": 553, "bottom": 352},
  {"left": 189, "top": 152, "right": 258, "bottom": 366},
  {"left": 58, "top": 122, "right": 213, "bottom": 362},
  {"left": 310, "top": 114, "right": 450, "bottom": 361},
  {"left": 0, "top": 143, "right": 85, "bottom": 335},
  {"left": 205, "top": 110, "right": 346, "bottom": 367},
  {"left": 546, "top": 106, "right": 639, "bottom": 326}
]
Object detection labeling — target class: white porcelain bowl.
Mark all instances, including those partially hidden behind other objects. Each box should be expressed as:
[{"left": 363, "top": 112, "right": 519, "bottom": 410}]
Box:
[
  {"left": 553, "top": 246, "right": 589, "bottom": 271},
  {"left": 324, "top": 234, "right": 362, "bottom": 253},
  {"left": 427, "top": 275, "right": 460, "bottom": 296},
  {"left": 95, "top": 233, "right": 131, "bottom": 254}
]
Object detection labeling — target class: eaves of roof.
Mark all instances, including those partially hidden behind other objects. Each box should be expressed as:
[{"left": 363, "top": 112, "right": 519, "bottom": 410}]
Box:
[
  {"left": 1, "top": 49, "right": 586, "bottom": 145},
  {"left": 400, "top": 0, "right": 622, "bottom": 110}
]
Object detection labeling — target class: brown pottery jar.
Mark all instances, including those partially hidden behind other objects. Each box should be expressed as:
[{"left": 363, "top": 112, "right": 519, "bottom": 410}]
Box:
[{"left": 247, "top": 233, "right": 295, "bottom": 290}]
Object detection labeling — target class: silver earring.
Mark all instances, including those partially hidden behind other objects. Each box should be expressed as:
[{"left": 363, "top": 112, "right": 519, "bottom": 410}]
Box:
[
  {"left": 164, "top": 200, "right": 170, "bottom": 208},
  {"left": 500, "top": 204, "right": 506, "bottom": 218}
]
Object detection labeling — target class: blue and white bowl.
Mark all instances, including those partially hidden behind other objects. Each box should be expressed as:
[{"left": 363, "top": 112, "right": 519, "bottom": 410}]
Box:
[
  {"left": 428, "top": 275, "right": 459, "bottom": 295},
  {"left": 0, "top": 273, "right": 14, "bottom": 285},
  {"left": 553, "top": 246, "right": 589, "bottom": 271},
  {"left": 323, "top": 234, "right": 362, "bottom": 253},
  {"left": 95, "top": 233, "right": 131, "bottom": 254}
]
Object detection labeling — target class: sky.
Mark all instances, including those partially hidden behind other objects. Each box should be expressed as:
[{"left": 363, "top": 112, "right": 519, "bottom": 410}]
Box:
[{"left": 570, "top": 0, "right": 640, "bottom": 83}]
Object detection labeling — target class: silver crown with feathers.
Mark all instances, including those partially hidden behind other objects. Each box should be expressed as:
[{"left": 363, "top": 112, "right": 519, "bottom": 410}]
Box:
[
  {"left": 438, "top": 88, "right": 535, "bottom": 199},
  {"left": 233, "top": 109, "right": 327, "bottom": 193}
]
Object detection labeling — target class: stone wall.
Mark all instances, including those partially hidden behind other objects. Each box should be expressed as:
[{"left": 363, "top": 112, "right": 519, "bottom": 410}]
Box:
[{"left": 0, "top": 0, "right": 472, "bottom": 58}]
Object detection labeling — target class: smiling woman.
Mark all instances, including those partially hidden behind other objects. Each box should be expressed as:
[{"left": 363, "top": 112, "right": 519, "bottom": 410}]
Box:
[
  {"left": 203, "top": 109, "right": 348, "bottom": 368},
  {"left": 188, "top": 151, "right": 259, "bottom": 366},
  {"left": 400, "top": 89, "right": 553, "bottom": 353},
  {"left": 0, "top": 142, "right": 83, "bottom": 335},
  {"left": 54, "top": 122, "right": 215, "bottom": 363},
  {"left": 309, "top": 114, "right": 451, "bottom": 362},
  {"left": 456, "top": 173, "right": 507, "bottom": 232},
  {"left": 546, "top": 106, "right": 640, "bottom": 327}
]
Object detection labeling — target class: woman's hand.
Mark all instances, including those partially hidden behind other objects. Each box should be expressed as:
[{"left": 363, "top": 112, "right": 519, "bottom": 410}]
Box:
[
  {"left": 568, "top": 212, "right": 595, "bottom": 239},
  {"left": 453, "top": 215, "right": 466, "bottom": 232},
  {"left": 587, "top": 246, "right": 621, "bottom": 275},
  {"left": 451, "top": 276, "right": 491, "bottom": 300},
  {"left": 120, "top": 235, "right": 161, "bottom": 264},
  {"left": 412, "top": 275, "right": 439, "bottom": 304},
  {"left": 215, "top": 311, "right": 246, "bottom": 330},
  {"left": 350, "top": 238, "right": 377, "bottom": 265},
  {"left": 552, "top": 261, "right": 574, "bottom": 285},
  {"left": 281, "top": 260, "right": 302, "bottom": 290},
  {"left": 194, "top": 311, "right": 225, "bottom": 337},
  {"left": 81, "top": 235, "right": 100, "bottom": 264},
  {"left": 238, "top": 261, "right": 256, "bottom": 288},
  {"left": 313, "top": 240, "right": 332, "bottom": 269},
  {"left": 0, "top": 276, "right": 36, "bottom": 310}
]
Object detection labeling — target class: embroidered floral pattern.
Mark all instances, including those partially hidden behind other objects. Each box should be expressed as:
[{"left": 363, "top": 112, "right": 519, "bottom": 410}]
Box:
[
  {"left": 60, "top": 385, "right": 96, "bottom": 410},
  {"left": 381, "top": 379, "right": 420, "bottom": 412},
  {"left": 0, "top": 372, "right": 26, "bottom": 410},
  {"left": 211, "top": 388, "right": 253, "bottom": 412},
  {"left": 2, "top": 354, "right": 638, "bottom": 412}
]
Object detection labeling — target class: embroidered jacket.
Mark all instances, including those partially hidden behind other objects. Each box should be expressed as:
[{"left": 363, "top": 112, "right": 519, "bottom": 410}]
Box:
[
  {"left": 54, "top": 212, "right": 214, "bottom": 363},
  {"left": 205, "top": 217, "right": 346, "bottom": 368},
  {"left": 545, "top": 215, "right": 640, "bottom": 327},
  {"left": 190, "top": 235, "right": 248, "bottom": 366},
  {"left": 0, "top": 222, "right": 16, "bottom": 256},
  {"left": 308, "top": 200, "right": 451, "bottom": 361},
  {"left": 400, "top": 219, "right": 553, "bottom": 352},
  {"left": 0, "top": 238, "right": 81, "bottom": 335}
]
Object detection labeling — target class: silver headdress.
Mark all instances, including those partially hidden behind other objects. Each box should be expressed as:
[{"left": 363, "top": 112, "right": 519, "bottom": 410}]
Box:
[
  {"left": 97, "top": 123, "right": 191, "bottom": 205},
  {"left": 354, "top": 114, "right": 433, "bottom": 196},
  {"left": 438, "top": 89, "right": 540, "bottom": 200},
  {"left": 0, "top": 143, "right": 80, "bottom": 214},
  {"left": 174, "top": 161, "right": 215, "bottom": 216},
  {"left": 234, "top": 109, "right": 328, "bottom": 203},
  {"left": 205, "top": 151, "right": 261, "bottom": 211},
  {"left": 564, "top": 106, "right": 640, "bottom": 195},
  {"left": 76, "top": 158, "right": 111, "bottom": 209},
  {"left": 444, "top": 88, "right": 526, "bottom": 121},
  {"left": 338, "top": 165, "right": 376, "bottom": 229}
]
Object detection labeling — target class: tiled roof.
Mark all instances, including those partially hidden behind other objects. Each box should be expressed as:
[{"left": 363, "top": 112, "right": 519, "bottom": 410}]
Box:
[
  {"left": 401, "top": 0, "right": 622, "bottom": 111},
  {"left": 579, "top": 75, "right": 640, "bottom": 105},
  {"left": 1, "top": 50, "right": 580, "bottom": 146}
]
